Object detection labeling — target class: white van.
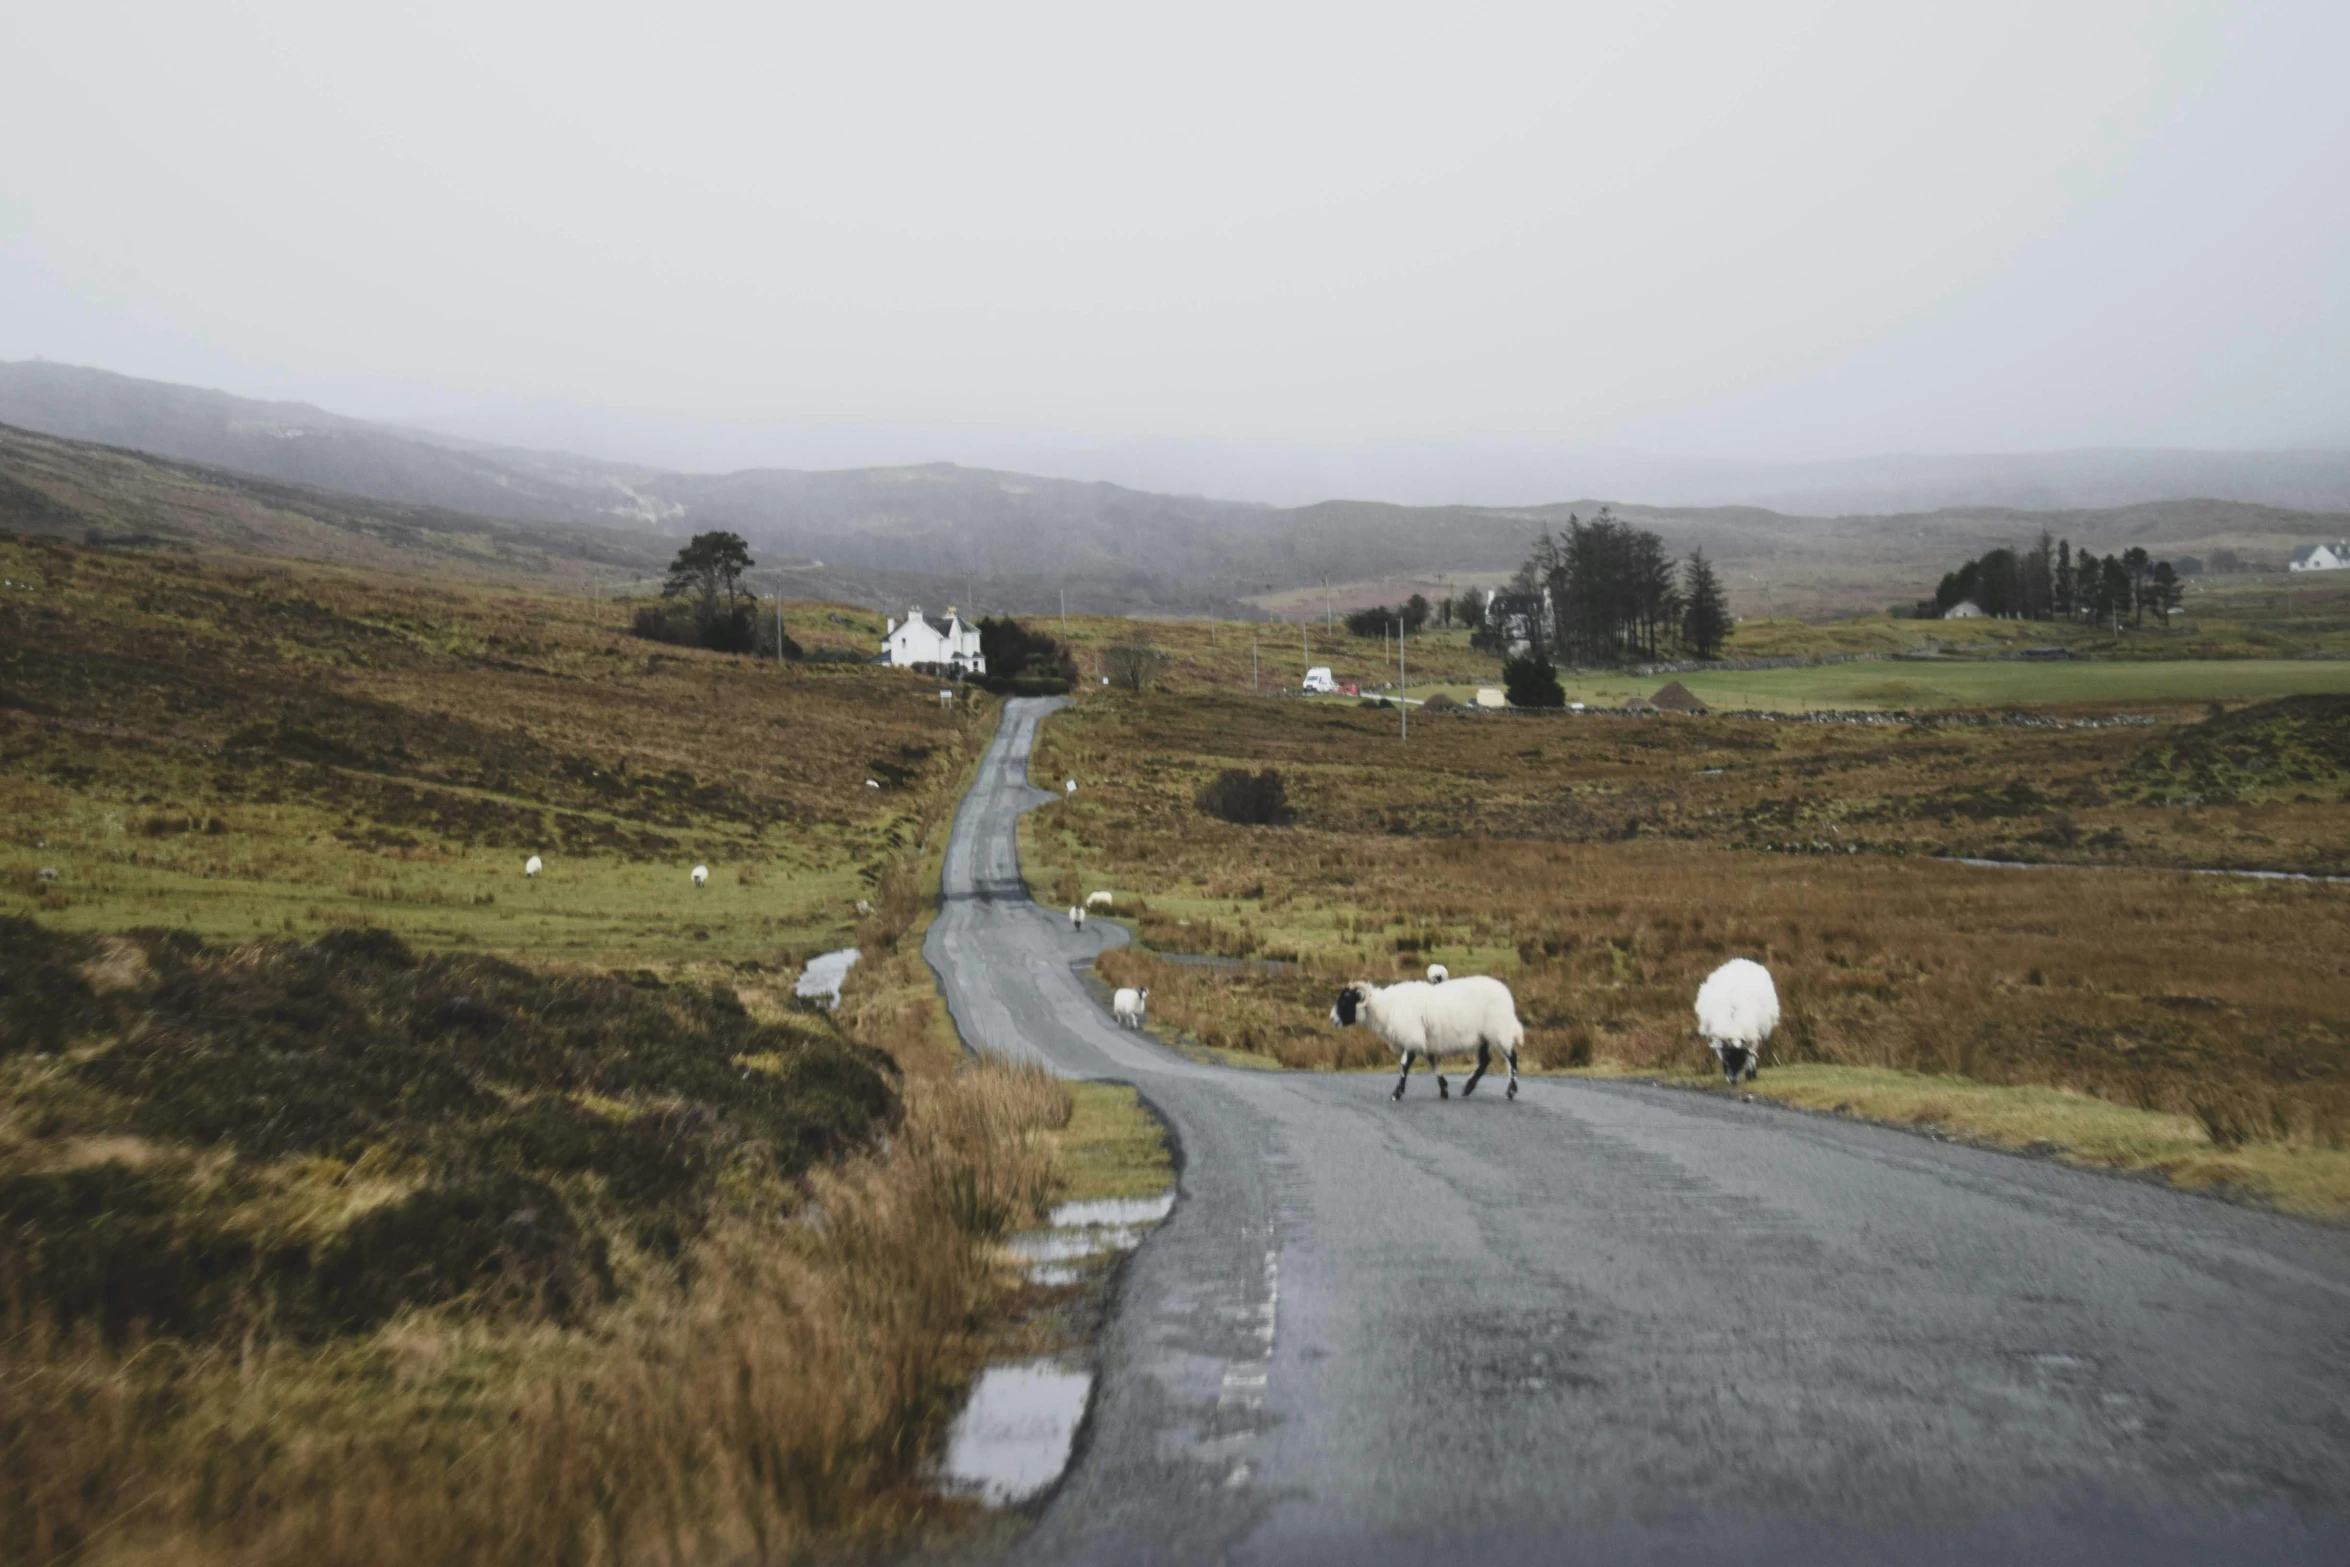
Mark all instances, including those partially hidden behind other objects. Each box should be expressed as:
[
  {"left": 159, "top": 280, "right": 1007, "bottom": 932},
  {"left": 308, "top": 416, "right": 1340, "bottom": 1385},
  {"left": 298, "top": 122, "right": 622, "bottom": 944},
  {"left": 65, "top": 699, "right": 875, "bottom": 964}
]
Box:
[{"left": 1302, "top": 666, "right": 1338, "bottom": 694}]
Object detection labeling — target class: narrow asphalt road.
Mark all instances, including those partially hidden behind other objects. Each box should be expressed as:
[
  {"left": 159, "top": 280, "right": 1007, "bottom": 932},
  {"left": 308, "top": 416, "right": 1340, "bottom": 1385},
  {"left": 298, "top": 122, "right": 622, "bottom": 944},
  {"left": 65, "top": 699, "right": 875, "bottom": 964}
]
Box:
[{"left": 925, "top": 698, "right": 2350, "bottom": 1565}]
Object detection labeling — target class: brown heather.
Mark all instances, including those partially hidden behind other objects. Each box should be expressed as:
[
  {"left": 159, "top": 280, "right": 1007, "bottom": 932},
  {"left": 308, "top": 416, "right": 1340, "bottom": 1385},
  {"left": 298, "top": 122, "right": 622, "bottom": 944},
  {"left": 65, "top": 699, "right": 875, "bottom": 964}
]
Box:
[
  {"left": 3, "top": 1059, "right": 1069, "bottom": 1567},
  {"left": 1047, "top": 691, "right": 2350, "bottom": 1153}
]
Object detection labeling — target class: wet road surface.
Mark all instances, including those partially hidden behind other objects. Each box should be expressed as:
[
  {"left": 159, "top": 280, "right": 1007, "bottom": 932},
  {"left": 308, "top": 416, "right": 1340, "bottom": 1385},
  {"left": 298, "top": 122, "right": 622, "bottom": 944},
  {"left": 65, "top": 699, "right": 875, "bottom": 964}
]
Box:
[{"left": 925, "top": 699, "right": 2350, "bottom": 1565}]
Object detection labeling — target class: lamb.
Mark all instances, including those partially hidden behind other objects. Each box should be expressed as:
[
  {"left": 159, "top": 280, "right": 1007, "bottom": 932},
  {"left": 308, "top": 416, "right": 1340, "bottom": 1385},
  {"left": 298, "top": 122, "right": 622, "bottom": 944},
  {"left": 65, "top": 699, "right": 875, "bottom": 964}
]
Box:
[
  {"left": 1425, "top": 963, "right": 1448, "bottom": 983},
  {"left": 1694, "top": 958, "right": 1779, "bottom": 1085},
  {"left": 524, "top": 855, "right": 542, "bottom": 878},
  {"left": 1330, "top": 976, "right": 1524, "bottom": 1102},
  {"left": 1086, "top": 890, "right": 1115, "bottom": 910},
  {"left": 691, "top": 864, "right": 710, "bottom": 888},
  {"left": 1112, "top": 986, "right": 1149, "bottom": 1028}
]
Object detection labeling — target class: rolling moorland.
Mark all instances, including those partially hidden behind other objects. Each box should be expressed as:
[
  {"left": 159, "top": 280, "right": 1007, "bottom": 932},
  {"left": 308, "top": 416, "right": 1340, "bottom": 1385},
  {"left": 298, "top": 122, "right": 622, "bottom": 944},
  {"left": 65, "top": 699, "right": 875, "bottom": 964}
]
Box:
[
  {"left": 0, "top": 509, "right": 1182, "bottom": 1565},
  {"left": 9, "top": 361, "right": 2350, "bottom": 621},
  {"left": 1021, "top": 671, "right": 2350, "bottom": 1213},
  {"left": 4, "top": 384, "right": 2349, "bottom": 1554}
]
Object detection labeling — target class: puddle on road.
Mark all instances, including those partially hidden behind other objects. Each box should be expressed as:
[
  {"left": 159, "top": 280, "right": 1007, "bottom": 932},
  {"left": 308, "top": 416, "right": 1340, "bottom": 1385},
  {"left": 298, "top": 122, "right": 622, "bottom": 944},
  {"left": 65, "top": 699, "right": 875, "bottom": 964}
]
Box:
[
  {"left": 939, "top": 1359, "right": 1094, "bottom": 1506},
  {"left": 794, "top": 947, "right": 860, "bottom": 1008}
]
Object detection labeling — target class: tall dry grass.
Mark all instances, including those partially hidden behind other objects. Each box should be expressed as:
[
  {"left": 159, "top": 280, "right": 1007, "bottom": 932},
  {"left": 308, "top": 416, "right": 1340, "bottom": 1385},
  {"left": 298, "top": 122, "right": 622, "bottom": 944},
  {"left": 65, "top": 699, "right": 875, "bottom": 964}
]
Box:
[{"left": 2, "top": 1060, "right": 1068, "bottom": 1567}]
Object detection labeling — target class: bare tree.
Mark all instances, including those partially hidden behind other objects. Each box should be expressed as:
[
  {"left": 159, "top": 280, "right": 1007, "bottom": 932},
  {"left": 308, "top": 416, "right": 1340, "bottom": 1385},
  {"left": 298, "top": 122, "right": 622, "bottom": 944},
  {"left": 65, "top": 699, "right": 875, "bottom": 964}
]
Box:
[{"left": 1101, "top": 644, "right": 1168, "bottom": 692}]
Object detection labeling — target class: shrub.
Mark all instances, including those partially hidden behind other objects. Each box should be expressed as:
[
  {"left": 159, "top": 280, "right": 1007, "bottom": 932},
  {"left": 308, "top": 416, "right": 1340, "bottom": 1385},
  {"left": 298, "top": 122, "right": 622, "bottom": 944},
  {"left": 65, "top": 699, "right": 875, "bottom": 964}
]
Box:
[
  {"left": 1197, "top": 767, "right": 1293, "bottom": 826},
  {"left": 0, "top": 919, "right": 900, "bottom": 1343},
  {"left": 1501, "top": 652, "right": 1565, "bottom": 708}
]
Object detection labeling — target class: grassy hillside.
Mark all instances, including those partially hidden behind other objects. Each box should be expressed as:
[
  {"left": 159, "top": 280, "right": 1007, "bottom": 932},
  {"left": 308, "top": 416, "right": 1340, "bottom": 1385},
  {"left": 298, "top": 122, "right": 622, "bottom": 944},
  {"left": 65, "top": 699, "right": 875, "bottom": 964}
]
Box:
[
  {"left": 0, "top": 521, "right": 1122, "bottom": 1564},
  {"left": 1026, "top": 689, "right": 2350, "bottom": 1211},
  {"left": 0, "top": 422, "right": 664, "bottom": 584},
  {"left": 0, "top": 530, "right": 983, "bottom": 964}
]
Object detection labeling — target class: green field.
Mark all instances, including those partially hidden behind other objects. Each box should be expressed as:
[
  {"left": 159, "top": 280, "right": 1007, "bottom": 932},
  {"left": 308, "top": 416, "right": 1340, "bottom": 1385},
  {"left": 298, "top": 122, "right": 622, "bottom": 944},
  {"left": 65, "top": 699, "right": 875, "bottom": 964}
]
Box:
[{"left": 1403, "top": 657, "right": 2350, "bottom": 713}]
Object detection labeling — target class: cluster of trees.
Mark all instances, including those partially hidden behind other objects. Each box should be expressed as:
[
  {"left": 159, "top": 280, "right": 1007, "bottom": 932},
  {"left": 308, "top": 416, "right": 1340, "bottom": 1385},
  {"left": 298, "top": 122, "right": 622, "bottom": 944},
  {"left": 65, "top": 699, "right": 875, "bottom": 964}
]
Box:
[
  {"left": 975, "top": 616, "right": 1078, "bottom": 693},
  {"left": 1344, "top": 593, "right": 1431, "bottom": 638},
  {"left": 1483, "top": 511, "right": 1731, "bottom": 665},
  {"left": 632, "top": 531, "right": 801, "bottom": 657},
  {"left": 1927, "top": 533, "right": 2185, "bottom": 628},
  {"left": 1343, "top": 589, "right": 1495, "bottom": 639}
]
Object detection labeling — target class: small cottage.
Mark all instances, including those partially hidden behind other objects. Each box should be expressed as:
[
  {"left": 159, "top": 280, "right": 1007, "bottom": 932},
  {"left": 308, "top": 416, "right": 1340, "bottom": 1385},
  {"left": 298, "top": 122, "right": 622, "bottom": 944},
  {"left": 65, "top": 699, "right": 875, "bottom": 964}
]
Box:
[
  {"left": 2289, "top": 542, "right": 2349, "bottom": 573},
  {"left": 881, "top": 607, "right": 986, "bottom": 674}
]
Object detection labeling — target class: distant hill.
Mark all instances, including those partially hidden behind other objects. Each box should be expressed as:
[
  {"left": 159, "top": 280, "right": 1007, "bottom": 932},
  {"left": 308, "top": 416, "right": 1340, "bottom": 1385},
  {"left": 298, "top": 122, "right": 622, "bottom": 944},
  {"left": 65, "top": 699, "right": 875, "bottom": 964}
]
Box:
[
  {"left": 0, "top": 422, "right": 664, "bottom": 583},
  {"left": 4, "top": 360, "right": 2347, "bottom": 619}
]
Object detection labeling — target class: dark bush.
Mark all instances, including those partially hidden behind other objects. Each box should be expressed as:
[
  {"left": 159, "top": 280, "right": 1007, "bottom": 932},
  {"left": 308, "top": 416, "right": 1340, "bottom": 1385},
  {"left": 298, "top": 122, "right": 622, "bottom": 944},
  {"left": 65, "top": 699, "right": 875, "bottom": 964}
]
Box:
[
  {"left": 1197, "top": 767, "right": 1293, "bottom": 826},
  {"left": 313, "top": 1173, "right": 609, "bottom": 1330},
  {"left": 0, "top": 918, "right": 901, "bottom": 1343},
  {"left": 1501, "top": 653, "right": 1565, "bottom": 708},
  {"left": 976, "top": 617, "right": 1077, "bottom": 688}
]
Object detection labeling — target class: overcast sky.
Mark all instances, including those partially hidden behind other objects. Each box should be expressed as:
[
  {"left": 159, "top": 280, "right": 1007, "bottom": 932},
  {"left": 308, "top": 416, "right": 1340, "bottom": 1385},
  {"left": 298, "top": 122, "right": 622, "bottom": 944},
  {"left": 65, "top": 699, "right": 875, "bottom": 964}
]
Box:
[{"left": 5, "top": 1, "right": 2346, "bottom": 479}]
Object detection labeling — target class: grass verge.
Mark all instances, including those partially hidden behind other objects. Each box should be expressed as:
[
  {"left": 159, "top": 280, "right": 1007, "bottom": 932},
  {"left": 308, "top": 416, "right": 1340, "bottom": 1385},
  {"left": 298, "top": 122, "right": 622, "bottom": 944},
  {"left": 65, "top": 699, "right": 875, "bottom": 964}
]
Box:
[{"left": 1630, "top": 1064, "right": 2350, "bottom": 1219}]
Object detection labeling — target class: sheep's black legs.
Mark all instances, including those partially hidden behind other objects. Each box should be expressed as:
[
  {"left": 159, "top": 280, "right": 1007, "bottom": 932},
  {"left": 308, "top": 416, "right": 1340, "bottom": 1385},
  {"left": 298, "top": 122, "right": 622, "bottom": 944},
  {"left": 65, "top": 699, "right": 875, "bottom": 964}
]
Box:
[
  {"left": 1391, "top": 1051, "right": 1415, "bottom": 1102},
  {"left": 1436, "top": 1069, "right": 1449, "bottom": 1099},
  {"left": 1505, "top": 1048, "right": 1519, "bottom": 1101},
  {"left": 1463, "top": 1042, "right": 1491, "bottom": 1097}
]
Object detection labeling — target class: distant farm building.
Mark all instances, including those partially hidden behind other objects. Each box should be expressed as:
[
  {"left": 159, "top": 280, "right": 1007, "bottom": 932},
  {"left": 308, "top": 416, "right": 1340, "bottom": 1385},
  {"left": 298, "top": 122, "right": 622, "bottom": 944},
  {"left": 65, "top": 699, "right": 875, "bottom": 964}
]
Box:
[
  {"left": 2289, "top": 542, "right": 2349, "bottom": 573},
  {"left": 881, "top": 607, "right": 985, "bottom": 674},
  {"left": 1943, "top": 599, "right": 1987, "bottom": 619}
]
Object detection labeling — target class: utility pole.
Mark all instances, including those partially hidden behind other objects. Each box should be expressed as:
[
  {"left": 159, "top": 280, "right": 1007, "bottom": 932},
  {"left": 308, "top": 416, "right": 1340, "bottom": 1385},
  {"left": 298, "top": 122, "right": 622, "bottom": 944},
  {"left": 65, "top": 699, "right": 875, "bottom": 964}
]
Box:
[
  {"left": 776, "top": 581, "right": 785, "bottom": 665},
  {"left": 1252, "top": 631, "right": 1259, "bottom": 694},
  {"left": 1060, "top": 586, "right": 1068, "bottom": 635},
  {"left": 1399, "top": 618, "right": 1407, "bottom": 742}
]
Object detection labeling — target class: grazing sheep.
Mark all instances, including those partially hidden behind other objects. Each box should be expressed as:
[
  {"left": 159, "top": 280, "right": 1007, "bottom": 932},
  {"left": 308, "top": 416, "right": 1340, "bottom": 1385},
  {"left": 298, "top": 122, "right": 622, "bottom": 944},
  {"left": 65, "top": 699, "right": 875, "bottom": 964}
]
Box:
[
  {"left": 1425, "top": 963, "right": 1449, "bottom": 983},
  {"left": 691, "top": 864, "right": 710, "bottom": 888},
  {"left": 524, "top": 855, "right": 542, "bottom": 878},
  {"left": 1112, "top": 986, "right": 1149, "bottom": 1028},
  {"left": 1085, "top": 890, "right": 1114, "bottom": 910},
  {"left": 1330, "top": 976, "right": 1524, "bottom": 1102},
  {"left": 1694, "top": 958, "right": 1780, "bottom": 1085}
]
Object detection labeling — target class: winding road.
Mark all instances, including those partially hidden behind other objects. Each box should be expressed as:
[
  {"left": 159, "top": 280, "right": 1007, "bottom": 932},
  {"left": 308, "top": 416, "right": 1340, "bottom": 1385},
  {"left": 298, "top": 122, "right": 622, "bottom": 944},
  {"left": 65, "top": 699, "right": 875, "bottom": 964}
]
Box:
[{"left": 925, "top": 699, "right": 2350, "bottom": 1565}]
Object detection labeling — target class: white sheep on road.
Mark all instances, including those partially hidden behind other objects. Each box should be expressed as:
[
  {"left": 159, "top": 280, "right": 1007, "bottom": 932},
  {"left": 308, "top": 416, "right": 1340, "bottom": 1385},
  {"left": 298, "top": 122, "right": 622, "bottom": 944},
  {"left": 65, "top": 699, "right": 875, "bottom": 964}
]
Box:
[
  {"left": 1694, "top": 958, "right": 1780, "bottom": 1085},
  {"left": 1069, "top": 905, "right": 1086, "bottom": 932},
  {"left": 1112, "top": 986, "right": 1149, "bottom": 1028},
  {"left": 691, "top": 864, "right": 710, "bottom": 888},
  {"left": 1331, "top": 976, "right": 1524, "bottom": 1102}
]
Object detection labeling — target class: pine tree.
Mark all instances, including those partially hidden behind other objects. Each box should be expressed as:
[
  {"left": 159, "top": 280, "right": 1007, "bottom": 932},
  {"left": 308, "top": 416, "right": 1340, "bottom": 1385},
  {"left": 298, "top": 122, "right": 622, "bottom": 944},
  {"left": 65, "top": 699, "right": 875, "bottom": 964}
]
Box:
[{"left": 1681, "top": 549, "right": 1730, "bottom": 657}]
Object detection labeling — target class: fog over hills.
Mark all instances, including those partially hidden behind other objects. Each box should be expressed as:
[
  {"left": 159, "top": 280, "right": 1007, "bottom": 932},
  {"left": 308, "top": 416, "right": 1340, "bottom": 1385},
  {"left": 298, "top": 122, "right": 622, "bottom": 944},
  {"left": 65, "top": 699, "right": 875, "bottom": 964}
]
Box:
[{"left": 3, "top": 360, "right": 2344, "bottom": 620}]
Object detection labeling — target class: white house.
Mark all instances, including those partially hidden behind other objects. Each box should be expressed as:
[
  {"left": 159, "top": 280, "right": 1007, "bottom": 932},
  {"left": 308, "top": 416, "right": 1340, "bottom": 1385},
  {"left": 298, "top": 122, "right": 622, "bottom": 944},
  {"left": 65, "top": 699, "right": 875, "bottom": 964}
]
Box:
[
  {"left": 1943, "top": 599, "right": 1987, "bottom": 619},
  {"left": 881, "top": 607, "right": 986, "bottom": 674},
  {"left": 2289, "top": 542, "right": 2350, "bottom": 573}
]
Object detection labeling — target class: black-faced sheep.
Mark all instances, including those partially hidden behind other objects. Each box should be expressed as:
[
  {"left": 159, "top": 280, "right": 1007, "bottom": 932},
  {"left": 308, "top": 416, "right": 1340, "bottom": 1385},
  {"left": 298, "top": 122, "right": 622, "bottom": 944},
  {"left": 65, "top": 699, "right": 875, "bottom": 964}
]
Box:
[
  {"left": 1425, "top": 963, "right": 1448, "bottom": 983},
  {"left": 1113, "top": 986, "right": 1149, "bottom": 1028},
  {"left": 1330, "top": 976, "right": 1524, "bottom": 1101},
  {"left": 691, "top": 863, "right": 710, "bottom": 888},
  {"left": 1694, "top": 958, "right": 1779, "bottom": 1085},
  {"left": 524, "top": 855, "right": 542, "bottom": 879},
  {"left": 1069, "top": 904, "right": 1086, "bottom": 931}
]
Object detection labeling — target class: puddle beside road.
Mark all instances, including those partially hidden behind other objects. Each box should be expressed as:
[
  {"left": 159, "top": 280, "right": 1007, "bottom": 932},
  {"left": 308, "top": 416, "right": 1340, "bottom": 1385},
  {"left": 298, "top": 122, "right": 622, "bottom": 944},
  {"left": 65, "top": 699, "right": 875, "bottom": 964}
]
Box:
[
  {"left": 1048, "top": 1193, "right": 1176, "bottom": 1228},
  {"left": 794, "top": 947, "right": 860, "bottom": 1008},
  {"left": 938, "top": 1187, "right": 1175, "bottom": 1505},
  {"left": 939, "top": 1359, "right": 1095, "bottom": 1506}
]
